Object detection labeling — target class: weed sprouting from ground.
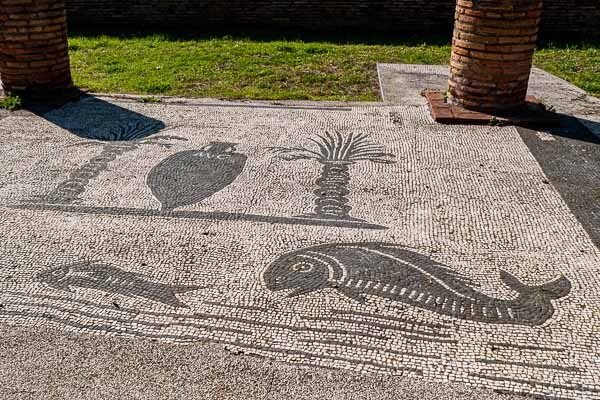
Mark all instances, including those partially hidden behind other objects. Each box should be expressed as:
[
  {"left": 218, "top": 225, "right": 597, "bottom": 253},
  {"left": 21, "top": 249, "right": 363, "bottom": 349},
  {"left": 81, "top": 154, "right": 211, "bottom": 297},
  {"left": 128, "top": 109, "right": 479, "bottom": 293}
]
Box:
[{"left": 0, "top": 93, "right": 22, "bottom": 111}]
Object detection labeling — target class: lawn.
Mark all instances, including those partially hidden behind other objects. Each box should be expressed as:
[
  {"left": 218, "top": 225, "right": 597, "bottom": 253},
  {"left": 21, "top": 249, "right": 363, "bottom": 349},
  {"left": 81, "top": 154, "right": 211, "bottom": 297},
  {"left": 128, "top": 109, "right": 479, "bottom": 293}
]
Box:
[{"left": 67, "top": 29, "right": 600, "bottom": 101}]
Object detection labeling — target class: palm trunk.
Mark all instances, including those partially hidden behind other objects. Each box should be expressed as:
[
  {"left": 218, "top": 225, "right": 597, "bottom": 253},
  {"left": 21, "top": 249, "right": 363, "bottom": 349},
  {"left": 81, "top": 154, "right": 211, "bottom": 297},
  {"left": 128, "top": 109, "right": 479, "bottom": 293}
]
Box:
[
  {"left": 313, "top": 161, "right": 353, "bottom": 219},
  {"left": 43, "top": 144, "right": 135, "bottom": 204}
]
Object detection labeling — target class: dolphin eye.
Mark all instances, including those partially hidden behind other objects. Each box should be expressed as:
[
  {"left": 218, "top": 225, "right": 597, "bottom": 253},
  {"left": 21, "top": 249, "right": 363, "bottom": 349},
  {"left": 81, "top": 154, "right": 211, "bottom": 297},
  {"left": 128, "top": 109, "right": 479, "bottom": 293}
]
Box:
[
  {"left": 291, "top": 262, "right": 314, "bottom": 273},
  {"left": 52, "top": 269, "right": 65, "bottom": 277}
]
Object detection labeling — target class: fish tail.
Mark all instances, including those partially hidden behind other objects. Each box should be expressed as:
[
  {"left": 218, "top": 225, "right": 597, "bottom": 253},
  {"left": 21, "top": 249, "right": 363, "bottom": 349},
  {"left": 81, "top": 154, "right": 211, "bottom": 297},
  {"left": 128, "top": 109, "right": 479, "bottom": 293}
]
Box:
[
  {"left": 500, "top": 270, "right": 571, "bottom": 300},
  {"left": 174, "top": 285, "right": 206, "bottom": 294},
  {"left": 165, "top": 295, "right": 191, "bottom": 309}
]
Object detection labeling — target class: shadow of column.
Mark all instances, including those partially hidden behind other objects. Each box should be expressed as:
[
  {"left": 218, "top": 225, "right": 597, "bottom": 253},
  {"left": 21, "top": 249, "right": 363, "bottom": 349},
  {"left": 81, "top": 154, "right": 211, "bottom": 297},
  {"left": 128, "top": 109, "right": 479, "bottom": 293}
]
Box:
[
  {"left": 30, "top": 94, "right": 166, "bottom": 141},
  {"left": 27, "top": 94, "right": 178, "bottom": 205}
]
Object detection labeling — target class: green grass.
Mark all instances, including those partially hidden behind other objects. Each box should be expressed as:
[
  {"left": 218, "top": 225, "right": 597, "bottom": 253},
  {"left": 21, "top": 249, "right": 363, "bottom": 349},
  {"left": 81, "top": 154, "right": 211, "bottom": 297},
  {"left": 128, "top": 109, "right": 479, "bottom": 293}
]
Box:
[
  {"left": 534, "top": 41, "right": 600, "bottom": 98},
  {"left": 67, "top": 29, "right": 600, "bottom": 101},
  {"left": 0, "top": 92, "right": 23, "bottom": 110}
]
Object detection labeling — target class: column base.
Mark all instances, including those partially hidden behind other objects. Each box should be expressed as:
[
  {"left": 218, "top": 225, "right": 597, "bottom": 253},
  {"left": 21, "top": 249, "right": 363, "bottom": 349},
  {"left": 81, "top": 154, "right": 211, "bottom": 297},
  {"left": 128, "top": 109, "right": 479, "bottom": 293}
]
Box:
[
  {"left": 423, "top": 91, "right": 562, "bottom": 128},
  {"left": 8, "top": 87, "right": 86, "bottom": 109}
]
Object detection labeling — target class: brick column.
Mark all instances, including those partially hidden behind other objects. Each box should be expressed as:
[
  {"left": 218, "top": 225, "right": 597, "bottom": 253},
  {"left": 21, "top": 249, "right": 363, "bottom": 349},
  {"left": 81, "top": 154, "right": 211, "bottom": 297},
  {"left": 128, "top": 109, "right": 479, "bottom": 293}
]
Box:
[
  {"left": 0, "top": 0, "right": 73, "bottom": 97},
  {"left": 448, "top": 0, "right": 543, "bottom": 112}
]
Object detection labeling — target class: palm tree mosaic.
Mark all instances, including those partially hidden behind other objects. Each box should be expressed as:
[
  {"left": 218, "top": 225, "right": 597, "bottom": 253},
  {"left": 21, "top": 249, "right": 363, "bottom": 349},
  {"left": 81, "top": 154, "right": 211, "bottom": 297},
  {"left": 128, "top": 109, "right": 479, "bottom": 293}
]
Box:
[{"left": 269, "top": 132, "right": 396, "bottom": 221}]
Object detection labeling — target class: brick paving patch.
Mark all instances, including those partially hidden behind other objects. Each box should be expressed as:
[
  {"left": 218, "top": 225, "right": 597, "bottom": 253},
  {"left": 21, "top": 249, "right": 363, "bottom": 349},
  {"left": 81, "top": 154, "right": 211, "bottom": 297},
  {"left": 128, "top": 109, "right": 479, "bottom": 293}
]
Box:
[{"left": 424, "top": 91, "right": 561, "bottom": 127}]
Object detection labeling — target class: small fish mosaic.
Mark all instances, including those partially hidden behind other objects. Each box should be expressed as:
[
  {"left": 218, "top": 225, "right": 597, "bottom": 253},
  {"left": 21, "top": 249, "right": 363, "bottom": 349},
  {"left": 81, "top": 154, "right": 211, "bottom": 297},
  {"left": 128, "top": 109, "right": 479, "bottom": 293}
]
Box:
[{"left": 36, "top": 261, "right": 202, "bottom": 308}]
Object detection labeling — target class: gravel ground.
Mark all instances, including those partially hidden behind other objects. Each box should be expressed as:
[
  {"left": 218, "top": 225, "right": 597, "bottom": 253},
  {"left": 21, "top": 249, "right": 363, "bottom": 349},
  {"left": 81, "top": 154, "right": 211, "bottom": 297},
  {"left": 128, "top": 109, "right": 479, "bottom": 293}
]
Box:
[{"left": 0, "top": 323, "right": 522, "bottom": 400}]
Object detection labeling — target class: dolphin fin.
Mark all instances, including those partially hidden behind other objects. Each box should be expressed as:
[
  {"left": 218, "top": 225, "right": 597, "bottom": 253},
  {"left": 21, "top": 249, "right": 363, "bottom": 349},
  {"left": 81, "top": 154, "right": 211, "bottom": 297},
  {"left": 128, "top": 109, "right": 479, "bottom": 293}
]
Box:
[
  {"left": 287, "top": 287, "right": 318, "bottom": 298},
  {"left": 534, "top": 274, "right": 572, "bottom": 300},
  {"left": 337, "top": 287, "right": 366, "bottom": 303},
  {"left": 499, "top": 270, "right": 529, "bottom": 292},
  {"left": 153, "top": 293, "right": 191, "bottom": 309}
]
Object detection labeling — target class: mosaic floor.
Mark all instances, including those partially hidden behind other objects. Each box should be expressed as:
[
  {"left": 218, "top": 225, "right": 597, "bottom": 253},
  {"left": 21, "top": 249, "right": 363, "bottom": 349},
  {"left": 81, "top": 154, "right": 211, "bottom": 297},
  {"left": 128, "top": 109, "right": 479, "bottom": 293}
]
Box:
[{"left": 0, "top": 88, "right": 599, "bottom": 399}]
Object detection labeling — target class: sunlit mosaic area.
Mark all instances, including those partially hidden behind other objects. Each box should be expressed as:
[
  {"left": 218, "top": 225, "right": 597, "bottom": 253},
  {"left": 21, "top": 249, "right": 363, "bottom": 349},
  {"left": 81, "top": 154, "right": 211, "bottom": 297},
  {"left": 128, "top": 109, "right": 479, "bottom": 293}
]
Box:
[{"left": 0, "top": 95, "right": 599, "bottom": 399}]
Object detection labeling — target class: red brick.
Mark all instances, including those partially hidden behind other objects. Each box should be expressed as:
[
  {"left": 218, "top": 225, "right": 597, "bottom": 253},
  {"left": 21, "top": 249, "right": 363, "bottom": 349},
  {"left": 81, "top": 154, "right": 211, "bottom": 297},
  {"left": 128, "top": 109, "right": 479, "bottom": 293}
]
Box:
[
  {"left": 0, "top": 0, "right": 72, "bottom": 95},
  {"left": 449, "top": 0, "right": 542, "bottom": 112}
]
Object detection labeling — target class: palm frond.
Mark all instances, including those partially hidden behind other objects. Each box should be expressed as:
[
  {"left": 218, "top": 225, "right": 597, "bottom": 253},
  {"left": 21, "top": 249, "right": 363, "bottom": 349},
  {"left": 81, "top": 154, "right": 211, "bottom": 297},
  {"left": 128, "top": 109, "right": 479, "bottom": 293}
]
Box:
[
  {"left": 266, "top": 146, "right": 323, "bottom": 161},
  {"left": 269, "top": 131, "right": 396, "bottom": 164},
  {"left": 111, "top": 121, "right": 161, "bottom": 141}
]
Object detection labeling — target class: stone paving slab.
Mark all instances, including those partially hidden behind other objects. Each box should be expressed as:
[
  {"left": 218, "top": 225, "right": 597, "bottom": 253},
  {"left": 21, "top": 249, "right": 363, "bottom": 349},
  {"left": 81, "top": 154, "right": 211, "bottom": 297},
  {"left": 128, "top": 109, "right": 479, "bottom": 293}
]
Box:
[
  {"left": 378, "top": 63, "right": 600, "bottom": 119},
  {"left": 0, "top": 87, "right": 600, "bottom": 399}
]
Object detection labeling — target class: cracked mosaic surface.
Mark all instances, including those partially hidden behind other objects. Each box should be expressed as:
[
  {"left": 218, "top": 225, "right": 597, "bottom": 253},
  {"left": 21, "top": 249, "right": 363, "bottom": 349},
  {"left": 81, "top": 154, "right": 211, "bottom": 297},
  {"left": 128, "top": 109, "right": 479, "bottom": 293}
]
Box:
[{"left": 0, "top": 95, "right": 599, "bottom": 399}]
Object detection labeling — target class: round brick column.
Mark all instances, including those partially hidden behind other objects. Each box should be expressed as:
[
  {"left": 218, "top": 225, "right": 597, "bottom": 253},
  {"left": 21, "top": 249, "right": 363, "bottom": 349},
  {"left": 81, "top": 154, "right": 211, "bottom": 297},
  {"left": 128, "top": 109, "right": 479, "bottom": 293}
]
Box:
[
  {"left": 0, "top": 0, "right": 73, "bottom": 97},
  {"left": 448, "top": 0, "right": 543, "bottom": 112}
]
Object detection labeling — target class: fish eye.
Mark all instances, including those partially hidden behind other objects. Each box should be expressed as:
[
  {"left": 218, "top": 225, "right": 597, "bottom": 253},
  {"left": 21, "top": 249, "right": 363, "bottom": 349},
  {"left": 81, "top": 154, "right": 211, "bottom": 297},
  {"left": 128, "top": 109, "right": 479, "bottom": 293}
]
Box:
[
  {"left": 291, "top": 262, "right": 314, "bottom": 273},
  {"left": 52, "top": 269, "right": 64, "bottom": 277}
]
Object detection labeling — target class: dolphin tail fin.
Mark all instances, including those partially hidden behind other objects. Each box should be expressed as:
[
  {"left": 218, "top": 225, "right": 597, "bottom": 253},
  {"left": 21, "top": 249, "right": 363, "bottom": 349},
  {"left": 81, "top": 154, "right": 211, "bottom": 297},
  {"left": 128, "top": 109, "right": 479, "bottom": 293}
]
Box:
[
  {"left": 500, "top": 270, "right": 571, "bottom": 300},
  {"left": 153, "top": 286, "right": 206, "bottom": 309},
  {"left": 161, "top": 294, "right": 191, "bottom": 309}
]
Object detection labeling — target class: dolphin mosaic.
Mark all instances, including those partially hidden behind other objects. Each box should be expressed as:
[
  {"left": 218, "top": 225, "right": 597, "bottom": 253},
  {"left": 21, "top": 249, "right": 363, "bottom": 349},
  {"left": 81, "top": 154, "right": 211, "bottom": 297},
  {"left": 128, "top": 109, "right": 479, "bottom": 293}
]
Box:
[
  {"left": 36, "top": 261, "right": 202, "bottom": 308},
  {"left": 263, "top": 242, "right": 572, "bottom": 326}
]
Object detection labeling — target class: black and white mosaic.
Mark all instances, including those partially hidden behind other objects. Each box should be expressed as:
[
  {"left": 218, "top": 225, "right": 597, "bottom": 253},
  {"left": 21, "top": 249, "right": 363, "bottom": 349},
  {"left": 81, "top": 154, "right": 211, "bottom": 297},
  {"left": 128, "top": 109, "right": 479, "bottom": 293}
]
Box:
[
  {"left": 269, "top": 132, "right": 396, "bottom": 222},
  {"left": 36, "top": 261, "right": 202, "bottom": 308},
  {"left": 263, "top": 242, "right": 571, "bottom": 326},
  {"left": 0, "top": 95, "right": 599, "bottom": 399},
  {"left": 41, "top": 134, "right": 187, "bottom": 205},
  {"left": 147, "top": 142, "right": 247, "bottom": 212}
]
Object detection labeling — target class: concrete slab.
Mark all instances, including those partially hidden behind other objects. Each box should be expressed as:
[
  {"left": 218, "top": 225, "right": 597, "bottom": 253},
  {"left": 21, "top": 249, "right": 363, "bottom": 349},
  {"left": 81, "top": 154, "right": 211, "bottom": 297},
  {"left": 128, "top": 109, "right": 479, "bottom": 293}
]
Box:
[
  {"left": 423, "top": 91, "right": 561, "bottom": 127},
  {"left": 377, "top": 63, "right": 448, "bottom": 106}
]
